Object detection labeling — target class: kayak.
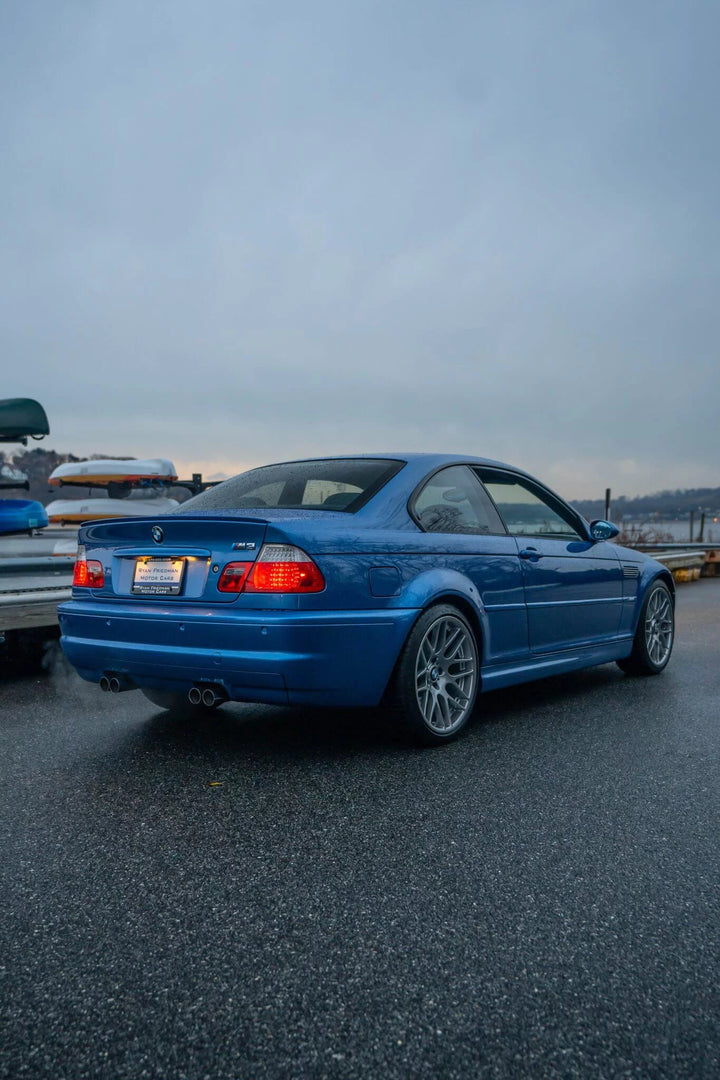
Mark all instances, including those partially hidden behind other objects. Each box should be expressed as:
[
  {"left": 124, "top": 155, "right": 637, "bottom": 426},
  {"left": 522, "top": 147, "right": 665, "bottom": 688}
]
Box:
[
  {"left": 45, "top": 497, "right": 180, "bottom": 524},
  {"left": 0, "top": 464, "right": 29, "bottom": 490},
  {"left": 0, "top": 498, "right": 49, "bottom": 534},
  {"left": 0, "top": 398, "right": 50, "bottom": 442},
  {"left": 49, "top": 458, "right": 178, "bottom": 487}
]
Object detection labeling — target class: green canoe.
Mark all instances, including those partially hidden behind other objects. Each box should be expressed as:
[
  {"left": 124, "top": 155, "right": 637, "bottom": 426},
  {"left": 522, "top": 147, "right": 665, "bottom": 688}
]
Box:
[{"left": 0, "top": 398, "right": 50, "bottom": 442}]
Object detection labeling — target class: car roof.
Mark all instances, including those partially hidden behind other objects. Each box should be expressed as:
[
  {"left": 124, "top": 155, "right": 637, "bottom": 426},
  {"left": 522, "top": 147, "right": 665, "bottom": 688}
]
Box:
[
  {"left": 172, "top": 452, "right": 589, "bottom": 533},
  {"left": 242, "top": 453, "right": 547, "bottom": 525},
  {"left": 254, "top": 452, "right": 518, "bottom": 470}
]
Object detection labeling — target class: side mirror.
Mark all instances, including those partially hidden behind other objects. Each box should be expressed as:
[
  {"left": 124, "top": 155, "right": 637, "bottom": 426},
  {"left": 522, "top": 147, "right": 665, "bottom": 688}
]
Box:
[{"left": 590, "top": 519, "right": 619, "bottom": 542}]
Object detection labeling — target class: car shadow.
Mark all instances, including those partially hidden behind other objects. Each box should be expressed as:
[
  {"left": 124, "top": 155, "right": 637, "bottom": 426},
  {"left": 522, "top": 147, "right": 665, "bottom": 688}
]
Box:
[
  {"left": 132, "top": 701, "right": 413, "bottom": 760},
  {"left": 477, "top": 662, "right": 627, "bottom": 722},
  {"left": 113, "top": 662, "right": 629, "bottom": 767}
]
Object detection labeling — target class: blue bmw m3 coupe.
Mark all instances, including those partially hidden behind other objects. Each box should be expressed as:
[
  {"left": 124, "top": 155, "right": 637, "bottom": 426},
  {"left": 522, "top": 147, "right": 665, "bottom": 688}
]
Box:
[{"left": 59, "top": 454, "right": 675, "bottom": 744}]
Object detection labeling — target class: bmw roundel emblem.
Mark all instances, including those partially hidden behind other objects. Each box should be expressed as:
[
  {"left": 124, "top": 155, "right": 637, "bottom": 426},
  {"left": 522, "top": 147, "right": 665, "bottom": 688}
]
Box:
[{"left": 151, "top": 525, "right": 164, "bottom": 544}]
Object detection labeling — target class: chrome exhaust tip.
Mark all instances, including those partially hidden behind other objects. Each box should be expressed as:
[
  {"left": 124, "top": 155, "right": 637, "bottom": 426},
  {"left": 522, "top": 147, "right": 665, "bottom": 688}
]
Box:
[
  {"left": 188, "top": 686, "right": 202, "bottom": 705},
  {"left": 101, "top": 672, "right": 134, "bottom": 693},
  {"left": 201, "top": 688, "right": 217, "bottom": 707}
]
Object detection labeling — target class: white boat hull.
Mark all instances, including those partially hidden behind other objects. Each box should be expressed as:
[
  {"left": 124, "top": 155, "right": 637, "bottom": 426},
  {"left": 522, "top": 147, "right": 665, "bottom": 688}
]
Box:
[
  {"left": 45, "top": 497, "right": 179, "bottom": 524},
  {"left": 49, "top": 458, "right": 177, "bottom": 487}
]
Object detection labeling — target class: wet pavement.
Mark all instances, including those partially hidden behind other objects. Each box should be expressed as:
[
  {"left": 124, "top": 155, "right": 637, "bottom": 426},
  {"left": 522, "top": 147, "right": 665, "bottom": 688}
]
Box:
[{"left": 1, "top": 581, "right": 719, "bottom": 1078}]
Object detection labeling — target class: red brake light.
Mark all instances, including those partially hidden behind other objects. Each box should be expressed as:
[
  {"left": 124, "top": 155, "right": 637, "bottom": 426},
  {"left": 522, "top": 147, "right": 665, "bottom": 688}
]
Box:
[
  {"left": 246, "top": 560, "right": 324, "bottom": 593},
  {"left": 73, "top": 559, "right": 104, "bottom": 588},
  {"left": 222, "top": 544, "right": 325, "bottom": 594},
  {"left": 217, "top": 562, "right": 252, "bottom": 592}
]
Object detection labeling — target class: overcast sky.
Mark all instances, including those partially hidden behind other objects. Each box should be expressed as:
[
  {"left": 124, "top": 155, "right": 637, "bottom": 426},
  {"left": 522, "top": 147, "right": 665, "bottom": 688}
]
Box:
[{"left": 1, "top": 0, "right": 718, "bottom": 498}]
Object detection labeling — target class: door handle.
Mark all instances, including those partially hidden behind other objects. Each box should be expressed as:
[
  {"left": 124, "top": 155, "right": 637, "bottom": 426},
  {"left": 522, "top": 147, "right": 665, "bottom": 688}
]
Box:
[{"left": 519, "top": 547, "right": 541, "bottom": 561}]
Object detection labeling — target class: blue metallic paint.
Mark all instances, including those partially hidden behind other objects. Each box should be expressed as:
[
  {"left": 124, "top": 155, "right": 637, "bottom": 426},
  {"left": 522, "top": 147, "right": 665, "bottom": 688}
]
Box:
[
  {"left": 58, "top": 453, "right": 673, "bottom": 712},
  {"left": 60, "top": 600, "right": 416, "bottom": 707},
  {"left": 517, "top": 536, "right": 625, "bottom": 653}
]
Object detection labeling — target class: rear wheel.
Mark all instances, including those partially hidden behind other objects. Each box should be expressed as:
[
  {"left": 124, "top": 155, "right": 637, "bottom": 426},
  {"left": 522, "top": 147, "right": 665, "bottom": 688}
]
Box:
[
  {"left": 392, "top": 604, "right": 479, "bottom": 745},
  {"left": 617, "top": 580, "right": 674, "bottom": 676},
  {"left": 140, "top": 688, "right": 221, "bottom": 714}
]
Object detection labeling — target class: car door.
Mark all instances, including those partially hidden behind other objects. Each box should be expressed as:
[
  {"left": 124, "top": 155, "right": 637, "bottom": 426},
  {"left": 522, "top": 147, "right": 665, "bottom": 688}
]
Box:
[
  {"left": 474, "top": 468, "right": 624, "bottom": 654},
  {"left": 411, "top": 465, "right": 529, "bottom": 665}
]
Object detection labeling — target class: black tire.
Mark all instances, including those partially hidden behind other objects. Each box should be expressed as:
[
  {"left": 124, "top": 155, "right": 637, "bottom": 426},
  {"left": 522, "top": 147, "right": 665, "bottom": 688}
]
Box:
[
  {"left": 139, "top": 688, "right": 221, "bottom": 714},
  {"left": 392, "top": 603, "right": 480, "bottom": 746},
  {"left": 617, "top": 580, "right": 674, "bottom": 676}
]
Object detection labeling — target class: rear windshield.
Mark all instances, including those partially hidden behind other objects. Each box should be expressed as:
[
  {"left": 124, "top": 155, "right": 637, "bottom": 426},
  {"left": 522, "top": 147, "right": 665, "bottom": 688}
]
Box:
[{"left": 175, "top": 458, "right": 405, "bottom": 514}]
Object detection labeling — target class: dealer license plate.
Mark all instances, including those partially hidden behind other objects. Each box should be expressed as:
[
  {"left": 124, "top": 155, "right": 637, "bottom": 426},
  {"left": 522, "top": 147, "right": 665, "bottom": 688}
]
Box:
[{"left": 132, "top": 557, "right": 185, "bottom": 595}]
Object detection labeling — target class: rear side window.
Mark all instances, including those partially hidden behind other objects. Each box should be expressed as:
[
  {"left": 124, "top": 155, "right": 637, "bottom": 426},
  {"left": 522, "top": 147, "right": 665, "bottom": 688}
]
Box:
[
  {"left": 176, "top": 458, "right": 405, "bottom": 514},
  {"left": 412, "top": 466, "right": 506, "bottom": 535}
]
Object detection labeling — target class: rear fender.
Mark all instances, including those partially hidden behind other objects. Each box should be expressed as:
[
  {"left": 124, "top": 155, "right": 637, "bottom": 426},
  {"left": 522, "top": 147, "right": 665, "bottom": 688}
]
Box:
[{"left": 396, "top": 568, "right": 488, "bottom": 655}]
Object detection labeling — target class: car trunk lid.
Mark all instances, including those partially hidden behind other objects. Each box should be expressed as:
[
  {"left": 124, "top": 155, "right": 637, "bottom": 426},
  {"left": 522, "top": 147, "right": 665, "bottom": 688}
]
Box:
[{"left": 78, "top": 515, "right": 268, "bottom": 603}]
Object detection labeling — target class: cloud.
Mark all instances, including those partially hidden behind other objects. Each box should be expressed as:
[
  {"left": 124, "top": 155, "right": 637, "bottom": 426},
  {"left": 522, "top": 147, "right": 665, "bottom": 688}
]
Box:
[{"left": 1, "top": 0, "right": 718, "bottom": 499}]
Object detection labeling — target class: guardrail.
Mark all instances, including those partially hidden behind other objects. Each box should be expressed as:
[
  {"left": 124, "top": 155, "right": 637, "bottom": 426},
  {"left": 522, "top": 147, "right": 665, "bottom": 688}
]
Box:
[
  {"left": 631, "top": 543, "right": 718, "bottom": 582},
  {"left": 0, "top": 555, "right": 76, "bottom": 574},
  {"left": 633, "top": 543, "right": 719, "bottom": 552},
  {"left": 0, "top": 553, "right": 75, "bottom": 634}
]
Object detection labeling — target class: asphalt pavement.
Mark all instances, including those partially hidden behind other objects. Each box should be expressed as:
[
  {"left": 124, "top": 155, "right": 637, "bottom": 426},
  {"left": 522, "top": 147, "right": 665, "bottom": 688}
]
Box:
[{"left": 1, "top": 581, "right": 719, "bottom": 1079}]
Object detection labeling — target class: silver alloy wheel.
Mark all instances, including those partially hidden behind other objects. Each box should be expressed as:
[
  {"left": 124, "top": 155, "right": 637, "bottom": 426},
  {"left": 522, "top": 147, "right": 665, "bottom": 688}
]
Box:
[
  {"left": 415, "top": 615, "right": 478, "bottom": 733},
  {"left": 644, "top": 586, "right": 674, "bottom": 666}
]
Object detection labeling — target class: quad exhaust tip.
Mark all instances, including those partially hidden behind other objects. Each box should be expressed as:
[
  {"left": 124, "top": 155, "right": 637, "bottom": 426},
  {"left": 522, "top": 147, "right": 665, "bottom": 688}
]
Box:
[{"left": 188, "top": 686, "right": 202, "bottom": 705}]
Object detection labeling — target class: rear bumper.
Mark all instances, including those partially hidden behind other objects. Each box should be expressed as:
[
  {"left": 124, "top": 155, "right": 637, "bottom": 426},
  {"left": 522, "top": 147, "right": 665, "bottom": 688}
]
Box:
[{"left": 58, "top": 600, "right": 419, "bottom": 707}]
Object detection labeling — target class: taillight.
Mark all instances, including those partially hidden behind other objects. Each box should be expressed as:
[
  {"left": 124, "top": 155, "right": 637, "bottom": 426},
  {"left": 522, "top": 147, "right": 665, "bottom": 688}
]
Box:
[
  {"left": 246, "top": 544, "right": 325, "bottom": 593},
  {"left": 222, "top": 544, "right": 325, "bottom": 594},
  {"left": 217, "top": 562, "right": 252, "bottom": 592},
  {"left": 73, "top": 559, "right": 104, "bottom": 588}
]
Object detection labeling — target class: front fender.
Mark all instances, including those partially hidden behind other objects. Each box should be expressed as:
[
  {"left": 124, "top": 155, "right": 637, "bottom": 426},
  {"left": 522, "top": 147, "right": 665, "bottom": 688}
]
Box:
[
  {"left": 616, "top": 558, "right": 674, "bottom": 640},
  {"left": 634, "top": 559, "right": 676, "bottom": 628}
]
